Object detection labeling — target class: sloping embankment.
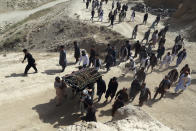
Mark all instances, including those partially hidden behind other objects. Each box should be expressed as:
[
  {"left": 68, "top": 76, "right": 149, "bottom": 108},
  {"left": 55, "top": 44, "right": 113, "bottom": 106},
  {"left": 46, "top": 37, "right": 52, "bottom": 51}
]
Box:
[{"left": 59, "top": 104, "right": 172, "bottom": 131}]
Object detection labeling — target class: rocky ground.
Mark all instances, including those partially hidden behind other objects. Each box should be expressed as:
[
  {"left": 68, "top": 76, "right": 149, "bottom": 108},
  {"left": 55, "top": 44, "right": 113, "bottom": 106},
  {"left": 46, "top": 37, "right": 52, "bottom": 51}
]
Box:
[{"left": 0, "top": 0, "right": 196, "bottom": 131}]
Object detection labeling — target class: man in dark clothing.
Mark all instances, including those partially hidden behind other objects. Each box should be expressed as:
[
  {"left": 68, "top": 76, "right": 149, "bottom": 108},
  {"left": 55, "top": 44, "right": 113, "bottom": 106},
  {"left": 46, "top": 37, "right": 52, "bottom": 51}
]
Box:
[
  {"left": 180, "top": 64, "right": 190, "bottom": 76},
  {"left": 126, "top": 40, "right": 131, "bottom": 59},
  {"left": 176, "top": 49, "right": 187, "bottom": 67},
  {"left": 22, "top": 49, "right": 38, "bottom": 76},
  {"left": 154, "top": 14, "right": 160, "bottom": 26},
  {"left": 106, "top": 44, "right": 113, "bottom": 55},
  {"left": 120, "top": 44, "right": 128, "bottom": 61},
  {"left": 94, "top": 54, "right": 101, "bottom": 71},
  {"left": 139, "top": 46, "right": 148, "bottom": 62},
  {"left": 115, "top": 88, "right": 128, "bottom": 102},
  {"left": 89, "top": 46, "right": 96, "bottom": 67},
  {"left": 110, "top": 14, "right": 115, "bottom": 27},
  {"left": 168, "top": 69, "right": 179, "bottom": 85},
  {"left": 157, "top": 45, "right": 165, "bottom": 61},
  {"left": 108, "top": 10, "right": 112, "bottom": 23},
  {"left": 112, "top": 95, "right": 124, "bottom": 116},
  {"left": 175, "top": 35, "right": 182, "bottom": 45},
  {"left": 105, "top": 53, "right": 113, "bottom": 71},
  {"left": 59, "top": 45, "right": 67, "bottom": 72},
  {"left": 133, "top": 40, "right": 141, "bottom": 58},
  {"left": 141, "top": 30, "right": 151, "bottom": 44},
  {"left": 159, "top": 37, "right": 166, "bottom": 47},
  {"left": 96, "top": 76, "right": 106, "bottom": 102},
  {"left": 111, "top": 46, "right": 117, "bottom": 65},
  {"left": 135, "top": 68, "right": 146, "bottom": 84},
  {"left": 86, "top": 1, "right": 89, "bottom": 9},
  {"left": 74, "top": 41, "right": 80, "bottom": 63},
  {"left": 139, "top": 83, "right": 151, "bottom": 107},
  {"left": 132, "top": 25, "right": 138, "bottom": 39},
  {"left": 81, "top": 101, "right": 97, "bottom": 122},
  {"left": 129, "top": 79, "right": 141, "bottom": 102},
  {"left": 91, "top": 9, "right": 95, "bottom": 22},
  {"left": 143, "top": 13, "right": 148, "bottom": 25},
  {"left": 153, "top": 76, "right": 171, "bottom": 100},
  {"left": 105, "top": 77, "right": 118, "bottom": 102},
  {"left": 147, "top": 53, "right": 157, "bottom": 72}
]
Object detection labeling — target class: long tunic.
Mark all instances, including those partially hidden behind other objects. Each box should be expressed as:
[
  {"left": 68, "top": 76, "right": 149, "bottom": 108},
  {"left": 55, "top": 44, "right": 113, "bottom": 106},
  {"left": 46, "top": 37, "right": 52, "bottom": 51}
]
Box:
[
  {"left": 59, "top": 50, "right": 67, "bottom": 67},
  {"left": 175, "top": 74, "right": 191, "bottom": 92}
]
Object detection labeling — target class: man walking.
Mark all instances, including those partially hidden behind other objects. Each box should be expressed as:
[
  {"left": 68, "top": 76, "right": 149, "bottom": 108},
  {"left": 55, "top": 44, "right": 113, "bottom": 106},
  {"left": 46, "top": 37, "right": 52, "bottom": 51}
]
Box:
[
  {"left": 22, "top": 49, "right": 38, "bottom": 76},
  {"left": 59, "top": 45, "right": 67, "bottom": 72}
]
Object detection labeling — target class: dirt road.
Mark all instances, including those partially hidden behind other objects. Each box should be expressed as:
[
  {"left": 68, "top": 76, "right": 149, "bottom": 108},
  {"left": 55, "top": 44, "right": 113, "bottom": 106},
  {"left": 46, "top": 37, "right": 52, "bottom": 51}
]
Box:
[
  {"left": 0, "top": 0, "right": 196, "bottom": 131},
  {"left": 0, "top": 0, "right": 68, "bottom": 31}
]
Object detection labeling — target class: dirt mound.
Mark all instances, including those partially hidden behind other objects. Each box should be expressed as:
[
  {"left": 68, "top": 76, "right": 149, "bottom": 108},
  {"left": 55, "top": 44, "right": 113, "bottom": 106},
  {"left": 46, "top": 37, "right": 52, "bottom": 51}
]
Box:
[
  {"left": 0, "top": 2, "right": 127, "bottom": 58},
  {"left": 144, "top": 0, "right": 182, "bottom": 9},
  {"left": 144, "top": 0, "right": 196, "bottom": 41},
  {"left": 59, "top": 104, "right": 172, "bottom": 131}
]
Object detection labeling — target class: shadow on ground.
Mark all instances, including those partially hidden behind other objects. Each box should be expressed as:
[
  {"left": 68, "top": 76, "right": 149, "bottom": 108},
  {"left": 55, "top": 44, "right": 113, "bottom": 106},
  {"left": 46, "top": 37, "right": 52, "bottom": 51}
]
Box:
[
  {"left": 32, "top": 90, "right": 82, "bottom": 128},
  {"left": 42, "top": 69, "right": 62, "bottom": 75},
  {"left": 5, "top": 72, "right": 35, "bottom": 78}
]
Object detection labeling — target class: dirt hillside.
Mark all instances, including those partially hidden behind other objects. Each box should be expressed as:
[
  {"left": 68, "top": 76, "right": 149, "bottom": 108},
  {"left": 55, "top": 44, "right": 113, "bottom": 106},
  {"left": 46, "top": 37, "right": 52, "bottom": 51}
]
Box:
[
  {"left": 0, "top": 0, "right": 196, "bottom": 131},
  {"left": 144, "top": 0, "right": 196, "bottom": 41}
]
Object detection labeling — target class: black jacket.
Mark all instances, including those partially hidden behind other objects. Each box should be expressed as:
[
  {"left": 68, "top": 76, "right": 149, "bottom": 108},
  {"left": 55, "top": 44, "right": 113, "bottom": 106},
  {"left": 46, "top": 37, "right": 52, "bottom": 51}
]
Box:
[
  {"left": 24, "top": 53, "right": 35, "bottom": 64},
  {"left": 97, "top": 79, "right": 106, "bottom": 94}
]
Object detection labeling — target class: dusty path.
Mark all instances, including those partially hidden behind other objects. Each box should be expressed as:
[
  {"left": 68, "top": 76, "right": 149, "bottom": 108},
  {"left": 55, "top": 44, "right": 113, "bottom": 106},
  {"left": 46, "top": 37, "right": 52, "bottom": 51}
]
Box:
[
  {"left": 0, "top": 0, "right": 68, "bottom": 31},
  {"left": 68, "top": 1, "right": 196, "bottom": 130},
  {"left": 0, "top": 0, "right": 196, "bottom": 131}
]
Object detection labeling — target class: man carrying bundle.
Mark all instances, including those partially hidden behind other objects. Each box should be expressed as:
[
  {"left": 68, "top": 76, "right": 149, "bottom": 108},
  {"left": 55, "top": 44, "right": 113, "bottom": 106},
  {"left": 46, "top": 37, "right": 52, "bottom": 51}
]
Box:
[
  {"left": 81, "top": 101, "right": 97, "bottom": 122},
  {"left": 112, "top": 95, "right": 124, "bottom": 116},
  {"left": 115, "top": 88, "right": 128, "bottom": 103},
  {"left": 54, "top": 76, "right": 67, "bottom": 106},
  {"left": 79, "top": 50, "right": 89, "bottom": 68}
]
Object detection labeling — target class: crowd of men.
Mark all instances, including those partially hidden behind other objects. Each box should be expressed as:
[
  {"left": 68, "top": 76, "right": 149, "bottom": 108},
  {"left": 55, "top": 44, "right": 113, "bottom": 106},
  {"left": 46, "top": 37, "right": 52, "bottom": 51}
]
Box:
[{"left": 21, "top": 0, "right": 192, "bottom": 122}]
